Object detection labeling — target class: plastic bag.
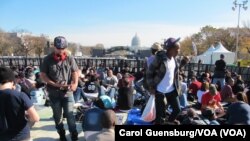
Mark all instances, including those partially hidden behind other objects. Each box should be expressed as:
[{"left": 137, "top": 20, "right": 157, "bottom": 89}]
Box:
[{"left": 141, "top": 95, "right": 156, "bottom": 122}]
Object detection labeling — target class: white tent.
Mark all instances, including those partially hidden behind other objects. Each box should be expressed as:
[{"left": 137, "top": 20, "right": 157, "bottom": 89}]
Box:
[
  {"left": 195, "top": 45, "right": 215, "bottom": 64},
  {"left": 195, "top": 42, "right": 235, "bottom": 64}
]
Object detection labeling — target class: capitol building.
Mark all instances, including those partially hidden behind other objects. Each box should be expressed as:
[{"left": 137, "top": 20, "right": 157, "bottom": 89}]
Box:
[
  {"left": 92, "top": 34, "right": 151, "bottom": 58},
  {"left": 131, "top": 33, "right": 141, "bottom": 53}
]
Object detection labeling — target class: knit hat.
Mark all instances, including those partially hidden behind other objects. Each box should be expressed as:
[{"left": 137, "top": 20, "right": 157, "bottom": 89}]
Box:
[{"left": 0, "top": 67, "right": 15, "bottom": 84}]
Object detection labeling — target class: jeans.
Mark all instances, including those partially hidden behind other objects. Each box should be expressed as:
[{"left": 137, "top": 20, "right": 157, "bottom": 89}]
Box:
[
  {"left": 49, "top": 90, "right": 77, "bottom": 133},
  {"left": 179, "top": 93, "right": 189, "bottom": 109},
  {"left": 100, "top": 86, "right": 116, "bottom": 99},
  {"left": 73, "top": 87, "right": 88, "bottom": 102},
  {"left": 212, "top": 78, "right": 225, "bottom": 88},
  {"left": 155, "top": 90, "right": 181, "bottom": 124}
]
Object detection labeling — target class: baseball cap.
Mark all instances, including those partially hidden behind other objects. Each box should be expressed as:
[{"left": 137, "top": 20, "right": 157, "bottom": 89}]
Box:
[
  {"left": 163, "top": 37, "right": 181, "bottom": 49},
  {"left": 151, "top": 42, "right": 163, "bottom": 51},
  {"left": 54, "top": 36, "right": 68, "bottom": 49}
]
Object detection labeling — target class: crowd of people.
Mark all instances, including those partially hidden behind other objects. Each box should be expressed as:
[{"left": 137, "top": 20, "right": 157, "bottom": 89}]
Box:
[{"left": 1, "top": 36, "right": 250, "bottom": 141}]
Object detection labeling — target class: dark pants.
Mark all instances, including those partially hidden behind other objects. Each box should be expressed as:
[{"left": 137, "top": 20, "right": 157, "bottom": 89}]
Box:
[
  {"left": 48, "top": 90, "right": 77, "bottom": 133},
  {"left": 155, "top": 90, "right": 181, "bottom": 124}
]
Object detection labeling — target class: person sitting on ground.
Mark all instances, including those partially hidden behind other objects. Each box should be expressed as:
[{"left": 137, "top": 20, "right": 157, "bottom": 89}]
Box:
[
  {"left": 246, "top": 90, "right": 250, "bottom": 105},
  {"left": 188, "top": 76, "right": 202, "bottom": 100},
  {"left": 197, "top": 81, "right": 210, "bottom": 106},
  {"left": 117, "top": 76, "right": 134, "bottom": 112},
  {"left": 103, "top": 69, "right": 118, "bottom": 89},
  {"left": 232, "top": 74, "right": 245, "bottom": 94},
  {"left": 102, "top": 69, "right": 118, "bottom": 99},
  {"left": 73, "top": 69, "right": 88, "bottom": 103},
  {"left": 85, "top": 68, "right": 97, "bottom": 81},
  {"left": 220, "top": 77, "right": 235, "bottom": 103},
  {"left": 82, "top": 98, "right": 106, "bottom": 141},
  {"left": 87, "top": 109, "right": 116, "bottom": 141},
  {"left": 18, "top": 72, "right": 34, "bottom": 98},
  {"left": 181, "top": 108, "right": 206, "bottom": 125},
  {"left": 201, "top": 84, "right": 224, "bottom": 116},
  {"left": 201, "top": 108, "right": 220, "bottom": 125},
  {"left": 0, "top": 67, "right": 40, "bottom": 141},
  {"left": 84, "top": 75, "right": 101, "bottom": 99},
  {"left": 179, "top": 75, "right": 189, "bottom": 109},
  {"left": 117, "top": 73, "right": 134, "bottom": 89},
  {"left": 199, "top": 72, "right": 211, "bottom": 83},
  {"left": 226, "top": 92, "right": 250, "bottom": 125}
]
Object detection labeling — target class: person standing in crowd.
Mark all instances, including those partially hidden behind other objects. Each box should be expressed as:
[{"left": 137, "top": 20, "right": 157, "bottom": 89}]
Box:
[
  {"left": 146, "top": 42, "right": 163, "bottom": 68},
  {"left": 40, "top": 36, "right": 79, "bottom": 141},
  {"left": 213, "top": 54, "right": 226, "bottom": 87},
  {"left": 146, "top": 37, "right": 184, "bottom": 125},
  {"left": 142, "top": 42, "right": 163, "bottom": 90},
  {"left": 0, "top": 67, "right": 40, "bottom": 141}
]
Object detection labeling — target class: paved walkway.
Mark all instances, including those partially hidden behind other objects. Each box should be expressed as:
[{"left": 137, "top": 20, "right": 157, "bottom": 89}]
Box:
[{"left": 31, "top": 105, "right": 85, "bottom": 141}]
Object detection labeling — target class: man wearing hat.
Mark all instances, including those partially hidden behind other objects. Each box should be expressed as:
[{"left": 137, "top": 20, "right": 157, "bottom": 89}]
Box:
[
  {"left": 146, "top": 42, "right": 163, "bottom": 68},
  {"left": 142, "top": 42, "right": 163, "bottom": 91},
  {"left": 40, "top": 36, "right": 79, "bottom": 141},
  {"left": 146, "top": 37, "right": 183, "bottom": 125}
]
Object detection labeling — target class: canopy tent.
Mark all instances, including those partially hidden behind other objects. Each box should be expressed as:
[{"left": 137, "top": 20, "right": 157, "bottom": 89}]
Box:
[{"left": 195, "top": 42, "right": 235, "bottom": 64}]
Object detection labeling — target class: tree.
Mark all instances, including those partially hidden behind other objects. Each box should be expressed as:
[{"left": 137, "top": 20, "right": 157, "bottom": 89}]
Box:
[
  {"left": 67, "top": 43, "right": 78, "bottom": 55},
  {"left": 214, "top": 28, "right": 235, "bottom": 52},
  {"left": 17, "top": 35, "right": 35, "bottom": 57},
  {"left": 33, "top": 35, "right": 48, "bottom": 58},
  {"left": 0, "top": 31, "right": 19, "bottom": 56},
  {"left": 180, "top": 37, "right": 193, "bottom": 56},
  {"left": 181, "top": 25, "right": 246, "bottom": 59}
]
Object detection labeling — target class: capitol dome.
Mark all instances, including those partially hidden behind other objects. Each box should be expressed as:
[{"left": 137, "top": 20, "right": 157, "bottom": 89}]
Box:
[{"left": 131, "top": 33, "right": 141, "bottom": 47}]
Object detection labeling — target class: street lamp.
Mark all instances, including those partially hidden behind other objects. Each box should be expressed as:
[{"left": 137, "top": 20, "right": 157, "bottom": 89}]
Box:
[{"left": 232, "top": 0, "right": 248, "bottom": 63}]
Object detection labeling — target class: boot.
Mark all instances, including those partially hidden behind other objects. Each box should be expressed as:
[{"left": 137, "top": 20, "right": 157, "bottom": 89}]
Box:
[
  {"left": 58, "top": 129, "right": 67, "bottom": 141},
  {"left": 71, "top": 131, "right": 78, "bottom": 141}
]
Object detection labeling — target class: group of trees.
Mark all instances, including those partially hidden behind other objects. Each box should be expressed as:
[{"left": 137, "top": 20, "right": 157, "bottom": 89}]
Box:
[
  {"left": 180, "top": 25, "right": 250, "bottom": 59},
  {"left": 0, "top": 30, "right": 48, "bottom": 57},
  {"left": 1, "top": 25, "right": 250, "bottom": 59},
  {"left": 0, "top": 29, "right": 104, "bottom": 57}
]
